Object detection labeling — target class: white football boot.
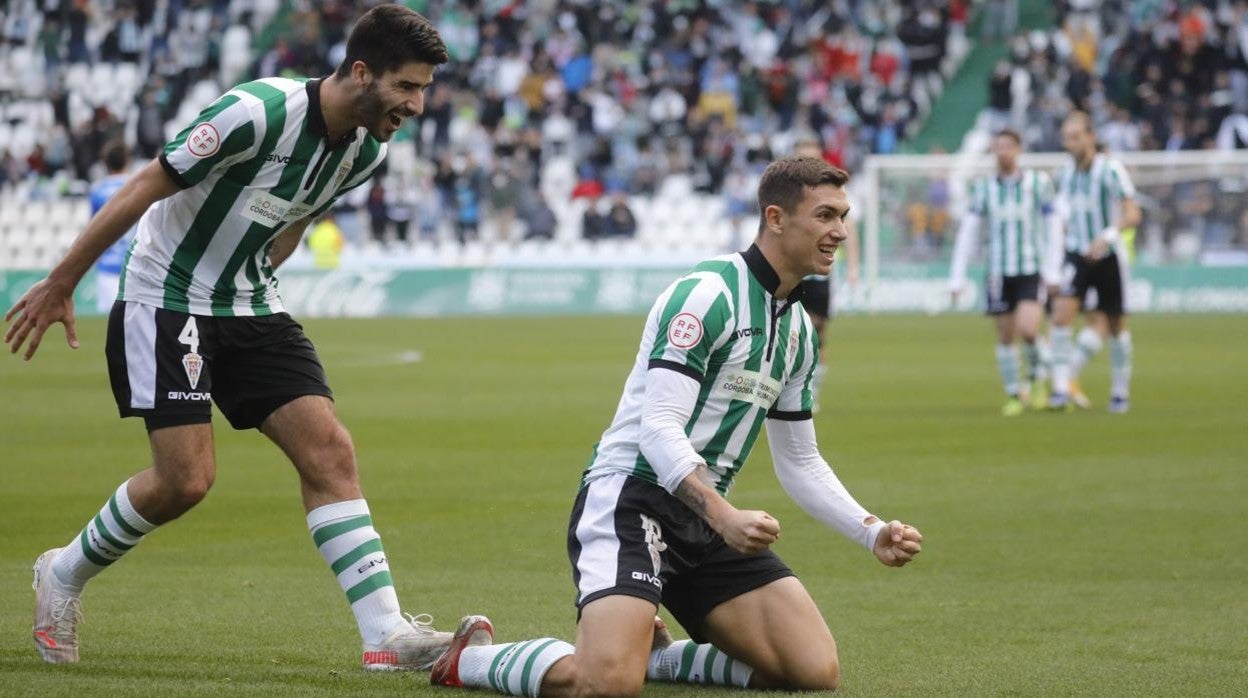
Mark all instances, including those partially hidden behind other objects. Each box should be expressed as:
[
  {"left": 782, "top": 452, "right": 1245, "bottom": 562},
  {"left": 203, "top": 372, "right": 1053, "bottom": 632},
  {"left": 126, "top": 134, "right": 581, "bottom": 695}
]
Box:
[
  {"left": 32, "top": 548, "right": 83, "bottom": 663},
  {"left": 363, "top": 612, "right": 454, "bottom": 671}
]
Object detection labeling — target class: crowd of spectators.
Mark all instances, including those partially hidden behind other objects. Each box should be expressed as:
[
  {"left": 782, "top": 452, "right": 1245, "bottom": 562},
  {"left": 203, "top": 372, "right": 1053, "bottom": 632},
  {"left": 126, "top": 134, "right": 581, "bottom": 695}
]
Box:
[
  {"left": 1, "top": 0, "right": 967, "bottom": 246},
  {"left": 987, "top": 0, "right": 1248, "bottom": 152},
  {"left": 0, "top": 0, "right": 251, "bottom": 191},
  {"left": 975, "top": 0, "right": 1248, "bottom": 261}
]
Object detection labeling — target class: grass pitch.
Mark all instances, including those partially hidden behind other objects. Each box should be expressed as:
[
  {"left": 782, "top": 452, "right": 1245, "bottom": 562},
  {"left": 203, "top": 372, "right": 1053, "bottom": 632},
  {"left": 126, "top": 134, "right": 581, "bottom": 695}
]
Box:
[{"left": 1, "top": 313, "right": 1245, "bottom": 696}]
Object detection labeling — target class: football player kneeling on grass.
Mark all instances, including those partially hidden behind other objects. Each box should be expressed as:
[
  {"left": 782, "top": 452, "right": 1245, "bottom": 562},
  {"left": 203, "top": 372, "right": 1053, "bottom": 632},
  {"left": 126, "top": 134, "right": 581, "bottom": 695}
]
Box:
[{"left": 429, "top": 157, "right": 923, "bottom": 696}]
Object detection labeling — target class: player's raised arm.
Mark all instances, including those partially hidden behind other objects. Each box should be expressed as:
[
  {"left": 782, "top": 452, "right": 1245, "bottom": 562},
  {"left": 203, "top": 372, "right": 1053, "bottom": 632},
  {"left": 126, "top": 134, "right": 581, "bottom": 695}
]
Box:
[{"left": 4, "top": 159, "right": 181, "bottom": 360}]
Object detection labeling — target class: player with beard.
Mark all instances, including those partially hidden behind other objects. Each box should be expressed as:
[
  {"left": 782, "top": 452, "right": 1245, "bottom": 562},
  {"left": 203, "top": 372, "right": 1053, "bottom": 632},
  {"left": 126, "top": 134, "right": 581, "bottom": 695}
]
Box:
[
  {"left": 7, "top": 5, "right": 468, "bottom": 671},
  {"left": 1045, "top": 112, "right": 1141, "bottom": 413}
]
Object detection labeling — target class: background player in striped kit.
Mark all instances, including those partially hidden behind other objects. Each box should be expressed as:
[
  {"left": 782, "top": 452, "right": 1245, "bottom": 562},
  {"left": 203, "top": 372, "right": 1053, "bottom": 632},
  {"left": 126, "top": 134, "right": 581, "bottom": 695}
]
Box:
[
  {"left": 949, "top": 129, "right": 1062, "bottom": 415},
  {"left": 1046, "top": 113, "right": 1141, "bottom": 413},
  {"left": 5, "top": 5, "right": 464, "bottom": 671},
  {"left": 429, "top": 158, "right": 922, "bottom": 697}
]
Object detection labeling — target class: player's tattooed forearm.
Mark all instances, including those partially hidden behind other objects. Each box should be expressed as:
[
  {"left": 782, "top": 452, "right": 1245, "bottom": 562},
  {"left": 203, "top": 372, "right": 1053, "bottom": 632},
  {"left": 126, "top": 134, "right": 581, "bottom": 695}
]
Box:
[{"left": 674, "top": 470, "right": 710, "bottom": 517}]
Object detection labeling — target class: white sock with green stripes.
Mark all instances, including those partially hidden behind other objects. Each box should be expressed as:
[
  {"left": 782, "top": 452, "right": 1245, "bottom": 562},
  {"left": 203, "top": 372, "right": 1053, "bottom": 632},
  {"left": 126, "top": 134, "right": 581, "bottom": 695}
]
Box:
[
  {"left": 1032, "top": 337, "right": 1051, "bottom": 381},
  {"left": 1022, "top": 341, "right": 1042, "bottom": 382},
  {"left": 52, "top": 479, "right": 156, "bottom": 592},
  {"left": 1072, "top": 326, "right": 1103, "bottom": 377},
  {"left": 1109, "top": 331, "right": 1133, "bottom": 399},
  {"left": 995, "top": 343, "right": 1020, "bottom": 397},
  {"left": 307, "top": 499, "right": 406, "bottom": 647},
  {"left": 1050, "top": 326, "right": 1073, "bottom": 394},
  {"left": 457, "top": 638, "right": 575, "bottom": 696},
  {"left": 648, "top": 639, "right": 753, "bottom": 687}
]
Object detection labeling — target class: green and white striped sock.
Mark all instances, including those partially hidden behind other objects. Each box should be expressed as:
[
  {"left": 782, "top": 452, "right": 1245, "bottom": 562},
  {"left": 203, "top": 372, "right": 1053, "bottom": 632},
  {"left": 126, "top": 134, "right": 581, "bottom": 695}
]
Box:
[
  {"left": 648, "top": 639, "right": 753, "bottom": 687},
  {"left": 307, "top": 499, "right": 405, "bottom": 646},
  {"left": 458, "top": 639, "right": 575, "bottom": 696},
  {"left": 1050, "top": 326, "right": 1073, "bottom": 394},
  {"left": 1073, "top": 326, "right": 1103, "bottom": 377},
  {"left": 1110, "top": 331, "right": 1133, "bottom": 399},
  {"left": 1023, "top": 341, "right": 1042, "bottom": 382},
  {"left": 995, "top": 343, "right": 1020, "bottom": 397},
  {"left": 53, "top": 479, "right": 156, "bottom": 592}
]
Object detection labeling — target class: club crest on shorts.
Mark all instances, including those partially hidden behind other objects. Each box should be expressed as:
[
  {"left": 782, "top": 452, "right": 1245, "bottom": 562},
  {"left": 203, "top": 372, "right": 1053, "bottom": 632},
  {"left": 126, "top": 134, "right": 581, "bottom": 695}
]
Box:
[
  {"left": 639, "top": 514, "right": 667, "bottom": 577},
  {"left": 182, "top": 352, "right": 204, "bottom": 390}
]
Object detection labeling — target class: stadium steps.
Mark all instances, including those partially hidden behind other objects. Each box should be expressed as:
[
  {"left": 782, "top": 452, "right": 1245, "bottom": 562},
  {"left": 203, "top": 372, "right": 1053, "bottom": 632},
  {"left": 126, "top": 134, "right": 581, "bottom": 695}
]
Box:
[{"left": 906, "top": 0, "right": 1055, "bottom": 153}]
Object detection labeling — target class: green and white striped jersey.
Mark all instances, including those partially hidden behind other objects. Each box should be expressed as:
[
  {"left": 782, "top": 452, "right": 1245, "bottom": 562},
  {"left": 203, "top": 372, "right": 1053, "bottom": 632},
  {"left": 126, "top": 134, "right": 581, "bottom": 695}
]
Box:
[
  {"left": 1055, "top": 154, "right": 1136, "bottom": 255},
  {"left": 120, "top": 77, "right": 387, "bottom": 315},
  {"left": 966, "top": 170, "right": 1055, "bottom": 277},
  {"left": 584, "top": 245, "right": 819, "bottom": 496}
]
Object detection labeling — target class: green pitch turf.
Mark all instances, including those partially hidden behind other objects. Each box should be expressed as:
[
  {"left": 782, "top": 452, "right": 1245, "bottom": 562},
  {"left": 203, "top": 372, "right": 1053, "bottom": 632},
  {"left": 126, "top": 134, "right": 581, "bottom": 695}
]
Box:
[{"left": 1, "top": 313, "right": 1244, "bottom": 696}]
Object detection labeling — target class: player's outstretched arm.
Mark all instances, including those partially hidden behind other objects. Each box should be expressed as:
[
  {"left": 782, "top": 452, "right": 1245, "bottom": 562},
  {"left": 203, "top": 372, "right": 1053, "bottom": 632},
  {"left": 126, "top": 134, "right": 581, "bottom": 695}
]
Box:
[
  {"left": 766, "top": 417, "right": 917, "bottom": 559},
  {"left": 4, "top": 159, "right": 180, "bottom": 360}
]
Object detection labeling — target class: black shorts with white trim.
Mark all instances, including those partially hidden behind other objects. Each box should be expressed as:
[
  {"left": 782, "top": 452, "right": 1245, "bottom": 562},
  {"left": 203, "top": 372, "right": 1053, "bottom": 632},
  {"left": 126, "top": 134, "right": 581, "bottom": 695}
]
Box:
[
  {"left": 105, "top": 301, "right": 332, "bottom": 431},
  {"left": 567, "top": 472, "right": 794, "bottom": 644}
]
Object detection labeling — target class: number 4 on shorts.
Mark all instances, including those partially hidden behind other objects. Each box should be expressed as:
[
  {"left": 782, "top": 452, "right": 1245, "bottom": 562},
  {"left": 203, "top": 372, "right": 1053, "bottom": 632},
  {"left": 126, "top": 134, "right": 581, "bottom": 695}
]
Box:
[{"left": 177, "top": 317, "right": 204, "bottom": 390}]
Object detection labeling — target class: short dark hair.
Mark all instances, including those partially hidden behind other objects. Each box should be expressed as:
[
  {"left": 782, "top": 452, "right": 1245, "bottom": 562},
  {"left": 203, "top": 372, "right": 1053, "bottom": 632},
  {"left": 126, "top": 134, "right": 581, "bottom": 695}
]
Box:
[
  {"left": 101, "top": 140, "right": 128, "bottom": 173},
  {"left": 757, "top": 156, "right": 849, "bottom": 217},
  {"left": 335, "top": 4, "right": 449, "bottom": 79},
  {"left": 994, "top": 128, "right": 1022, "bottom": 145},
  {"left": 1064, "top": 110, "right": 1095, "bottom": 134}
]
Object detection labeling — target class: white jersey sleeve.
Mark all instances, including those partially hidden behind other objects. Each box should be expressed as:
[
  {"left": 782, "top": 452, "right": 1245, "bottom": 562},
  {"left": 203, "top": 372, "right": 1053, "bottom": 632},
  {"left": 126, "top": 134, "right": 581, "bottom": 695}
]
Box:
[
  {"left": 159, "top": 91, "right": 263, "bottom": 188},
  {"left": 646, "top": 272, "right": 736, "bottom": 380}
]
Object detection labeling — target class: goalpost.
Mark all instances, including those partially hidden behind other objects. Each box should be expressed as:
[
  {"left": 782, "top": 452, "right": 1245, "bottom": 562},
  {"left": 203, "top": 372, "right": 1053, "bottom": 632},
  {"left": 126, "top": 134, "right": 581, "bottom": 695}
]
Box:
[{"left": 853, "top": 149, "right": 1248, "bottom": 313}]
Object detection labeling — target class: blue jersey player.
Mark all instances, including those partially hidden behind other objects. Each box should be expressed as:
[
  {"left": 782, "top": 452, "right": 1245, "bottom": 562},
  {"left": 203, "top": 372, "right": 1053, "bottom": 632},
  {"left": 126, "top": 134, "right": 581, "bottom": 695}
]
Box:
[{"left": 90, "top": 141, "right": 134, "bottom": 313}]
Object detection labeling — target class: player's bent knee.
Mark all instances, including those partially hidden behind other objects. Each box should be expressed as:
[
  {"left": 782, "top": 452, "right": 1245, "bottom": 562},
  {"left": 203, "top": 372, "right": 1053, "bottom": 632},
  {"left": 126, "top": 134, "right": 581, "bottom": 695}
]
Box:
[
  {"left": 811, "top": 655, "right": 841, "bottom": 692},
  {"left": 296, "top": 424, "right": 359, "bottom": 490},
  {"left": 574, "top": 659, "right": 645, "bottom": 698},
  {"left": 160, "top": 470, "right": 215, "bottom": 512},
  {"left": 578, "top": 673, "right": 644, "bottom": 697},
  {"left": 325, "top": 427, "right": 359, "bottom": 481},
  {"left": 760, "top": 651, "right": 839, "bottom": 692}
]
